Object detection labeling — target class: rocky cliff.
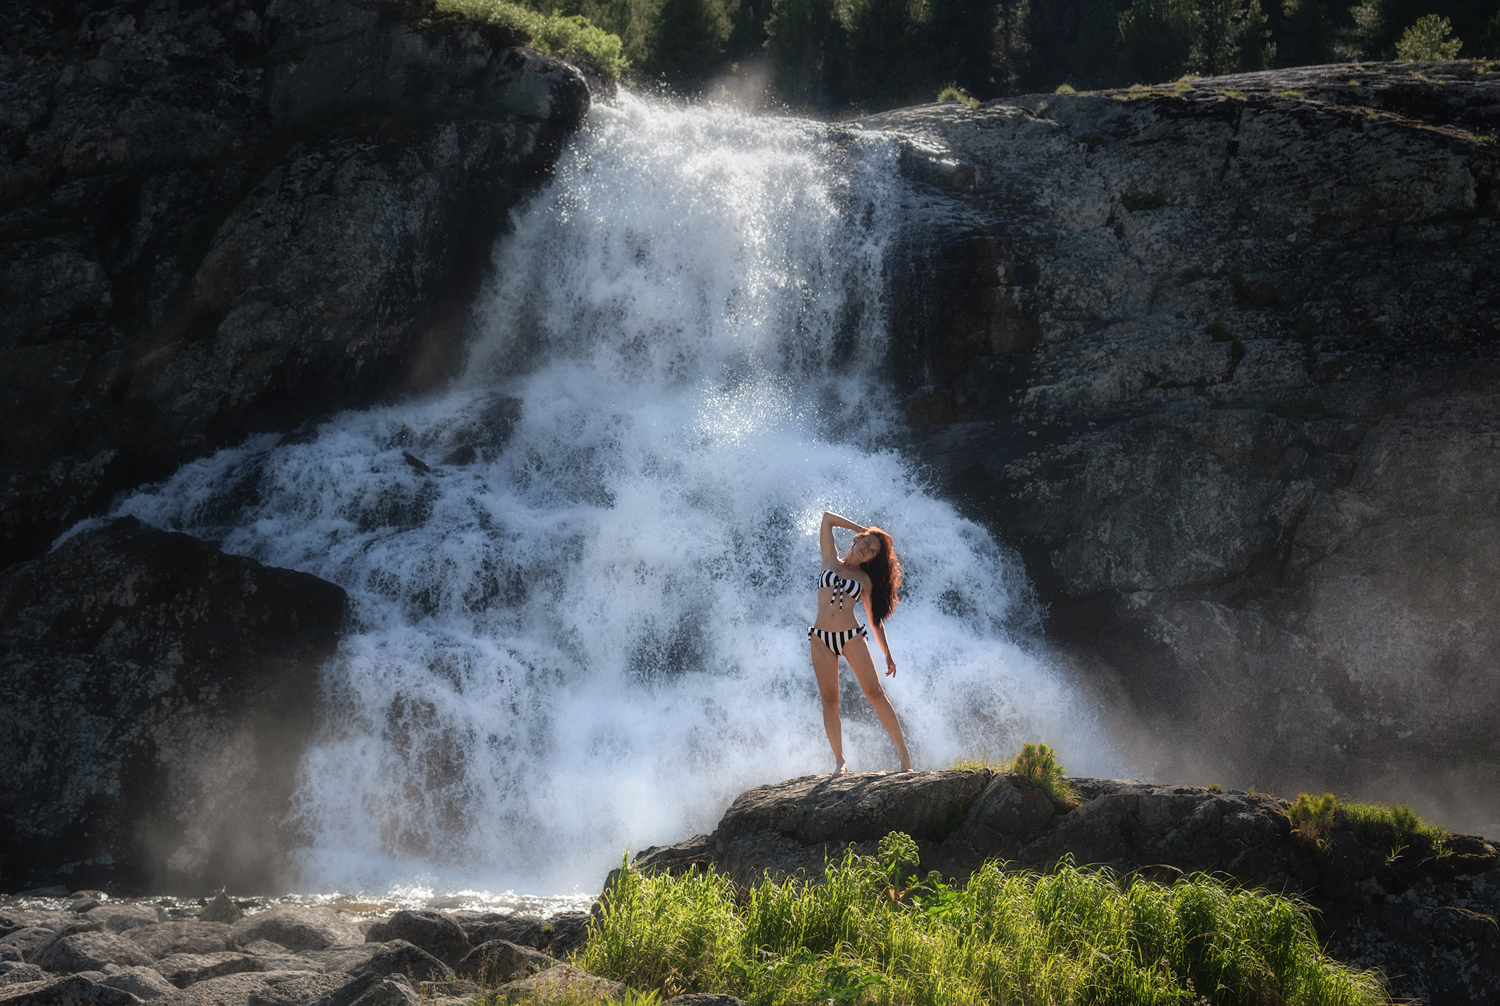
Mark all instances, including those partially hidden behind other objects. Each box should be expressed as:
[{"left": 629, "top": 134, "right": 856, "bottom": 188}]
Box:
[
  {"left": 633, "top": 769, "right": 1500, "bottom": 1005},
  {"left": 864, "top": 62, "right": 1500, "bottom": 829},
  {"left": 0, "top": 0, "right": 590, "bottom": 568}
]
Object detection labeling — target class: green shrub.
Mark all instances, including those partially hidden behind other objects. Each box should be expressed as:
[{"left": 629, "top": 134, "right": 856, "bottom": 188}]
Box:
[
  {"left": 1004, "top": 741, "right": 1076, "bottom": 806},
  {"left": 1055, "top": 82, "right": 1077, "bottom": 93},
  {"left": 1289, "top": 793, "right": 1449, "bottom": 857},
  {"left": 1289, "top": 791, "right": 1338, "bottom": 845},
  {"left": 580, "top": 843, "right": 1391, "bottom": 1005},
  {"left": 435, "top": 0, "right": 626, "bottom": 78},
  {"left": 1394, "top": 14, "right": 1463, "bottom": 61},
  {"left": 1341, "top": 800, "right": 1450, "bottom": 857}
]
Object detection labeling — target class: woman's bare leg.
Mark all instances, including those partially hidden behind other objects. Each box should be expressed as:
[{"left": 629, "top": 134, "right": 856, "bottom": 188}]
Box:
[
  {"left": 810, "top": 639, "right": 847, "bottom": 775},
  {"left": 842, "top": 637, "right": 913, "bottom": 771}
]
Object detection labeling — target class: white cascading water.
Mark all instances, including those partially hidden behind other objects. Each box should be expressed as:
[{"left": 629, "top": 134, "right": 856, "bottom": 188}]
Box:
[{"left": 100, "top": 95, "right": 1115, "bottom": 898}]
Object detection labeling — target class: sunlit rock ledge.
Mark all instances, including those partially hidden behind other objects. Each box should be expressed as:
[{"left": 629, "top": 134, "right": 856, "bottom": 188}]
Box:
[
  {"left": 857, "top": 61, "right": 1500, "bottom": 822},
  {"left": 630, "top": 768, "right": 1500, "bottom": 1004}
]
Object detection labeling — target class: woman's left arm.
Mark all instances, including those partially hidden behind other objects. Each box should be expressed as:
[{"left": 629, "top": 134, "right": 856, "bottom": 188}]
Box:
[{"left": 864, "top": 596, "right": 897, "bottom": 676}]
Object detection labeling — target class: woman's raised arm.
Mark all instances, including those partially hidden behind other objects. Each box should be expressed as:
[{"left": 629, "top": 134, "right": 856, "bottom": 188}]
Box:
[{"left": 820, "top": 511, "right": 865, "bottom": 566}]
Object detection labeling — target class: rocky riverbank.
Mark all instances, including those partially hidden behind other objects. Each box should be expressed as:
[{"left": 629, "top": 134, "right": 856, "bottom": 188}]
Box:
[
  {"left": 0, "top": 895, "right": 619, "bottom": 1006},
  {"left": 6, "top": 768, "right": 1495, "bottom": 1006},
  {"left": 865, "top": 61, "right": 1500, "bottom": 826}
]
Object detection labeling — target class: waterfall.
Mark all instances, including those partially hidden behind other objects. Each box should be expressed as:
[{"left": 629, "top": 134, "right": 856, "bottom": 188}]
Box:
[{"left": 104, "top": 95, "right": 1115, "bottom": 897}]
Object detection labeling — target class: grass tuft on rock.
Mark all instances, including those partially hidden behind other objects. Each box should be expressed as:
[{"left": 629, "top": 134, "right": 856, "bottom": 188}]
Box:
[
  {"left": 1290, "top": 792, "right": 1449, "bottom": 857},
  {"left": 937, "top": 84, "right": 980, "bottom": 108},
  {"left": 1005, "top": 741, "right": 1076, "bottom": 806},
  {"left": 579, "top": 839, "right": 1391, "bottom": 1005},
  {"left": 951, "top": 741, "right": 1075, "bottom": 806}
]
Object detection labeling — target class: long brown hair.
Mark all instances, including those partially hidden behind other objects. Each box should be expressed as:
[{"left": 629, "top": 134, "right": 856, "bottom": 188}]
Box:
[{"left": 857, "top": 526, "right": 902, "bottom": 625}]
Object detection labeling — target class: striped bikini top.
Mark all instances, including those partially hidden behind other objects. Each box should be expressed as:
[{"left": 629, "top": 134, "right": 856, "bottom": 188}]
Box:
[{"left": 819, "top": 569, "right": 863, "bottom": 611}]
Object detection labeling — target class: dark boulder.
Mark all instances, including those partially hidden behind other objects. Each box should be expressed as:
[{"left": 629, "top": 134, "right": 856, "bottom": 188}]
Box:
[
  {"left": 717, "top": 770, "right": 989, "bottom": 847},
  {"left": 30, "top": 933, "right": 155, "bottom": 974},
  {"left": 348, "top": 943, "right": 448, "bottom": 984},
  {"left": 361, "top": 914, "right": 468, "bottom": 969},
  {"left": 0, "top": 966, "right": 45, "bottom": 987},
  {"left": 96, "top": 969, "right": 175, "bottom": 1001},
  {"left": 153, "top": 972, "right": 346, "bottom": 1006},
  {"left": 464, "top": 914, "right": 589, "bottom": 960},
  {"left": 310, "top": 974, "right": 417, "bottom": 1006},
  {"left": 150, "top": 953, "right": 263, "bottom": 989},
  {"left": 229, "top": 910, "right": 362, "bottom": 955},
  {"left": 124, "top": 924, "right": 233, "bottom": 960},
  {"left": 0, "top": 518, "right": 346, "bottom": 893},
  {"left": 79, "top": 909, "right": 159, "bottom": 936},
  {"left": 0, "top": 929, "right": 58, "bottom": 964},
  {"left": 454, "top": 941, "right": 557, "bottom": 986},
  {"left": 0, "top": 974, "right": 145, "bottom": 1006},
  {"left": 196, "top": 896, "right": 241, "bottom": 927}
]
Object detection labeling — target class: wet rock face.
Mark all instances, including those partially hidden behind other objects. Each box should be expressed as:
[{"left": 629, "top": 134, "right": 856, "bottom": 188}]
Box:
[
  {"left": 0, "top": 517, "right": 347, "bottom": 893},
  {"left": 867, "top": 63, "right": 1500, "bottom": 818},
  {"left": 0, "top": 0, "right": 591, "bottom": 567}
]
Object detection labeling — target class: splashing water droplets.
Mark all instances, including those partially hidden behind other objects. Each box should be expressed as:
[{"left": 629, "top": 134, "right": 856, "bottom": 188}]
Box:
[{"left": 109, "top": 95, "right": 1113, "bottom": 896}]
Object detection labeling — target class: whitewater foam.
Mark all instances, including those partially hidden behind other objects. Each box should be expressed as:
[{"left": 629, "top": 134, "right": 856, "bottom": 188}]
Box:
[{"left": 107, "top": 94, "right": 1116, "bottom": 897}]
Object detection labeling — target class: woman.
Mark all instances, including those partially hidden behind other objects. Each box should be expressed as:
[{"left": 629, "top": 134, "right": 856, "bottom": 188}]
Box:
[{"left": 808, "top": 510, "right": 913, "bottom": 774}]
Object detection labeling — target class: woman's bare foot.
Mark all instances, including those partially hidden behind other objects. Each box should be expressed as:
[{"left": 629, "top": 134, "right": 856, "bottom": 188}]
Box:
[{"left": 833, "top": 761, "right": 849, "bottom": 776}]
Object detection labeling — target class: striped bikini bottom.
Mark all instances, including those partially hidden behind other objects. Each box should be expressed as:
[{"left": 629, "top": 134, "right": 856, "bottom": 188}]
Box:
[{"left": 808, "top": 623, "right": 868, "bottom": 657}]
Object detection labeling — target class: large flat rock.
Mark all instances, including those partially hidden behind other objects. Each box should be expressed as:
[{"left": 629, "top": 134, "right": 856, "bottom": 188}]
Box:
[
  {"left": 230, "top": 912, "right": 363, "bottom": 956},
  {"left": 716, "top": 769, "right": 991, "bottom": 846}
]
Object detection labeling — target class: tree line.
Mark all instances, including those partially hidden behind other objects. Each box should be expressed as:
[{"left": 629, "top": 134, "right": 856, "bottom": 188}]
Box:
[{"left": 527, "top": 0, "right": 1500, "bottom": 110}]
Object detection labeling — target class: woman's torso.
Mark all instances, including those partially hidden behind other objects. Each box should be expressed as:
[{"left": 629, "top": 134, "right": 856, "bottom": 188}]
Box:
[{"left": 813, "top": 564, "right": 867, "bottom": 631}]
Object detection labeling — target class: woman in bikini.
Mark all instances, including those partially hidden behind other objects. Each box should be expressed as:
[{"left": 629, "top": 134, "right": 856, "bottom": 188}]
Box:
[{"left": 808, "top": 510, "right": 913, "bottom": 775}]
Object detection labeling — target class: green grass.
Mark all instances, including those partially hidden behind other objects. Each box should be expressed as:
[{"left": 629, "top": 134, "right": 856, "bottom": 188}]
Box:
[
  {"left": 937, "top": 85, "right": 979, "bottom": 109},
  {"left": 951, "top": 741, "right": 1076, "bottom": 806},
  {"left": 1006, "top": 741, "right": 1076, "bottom": 806},
  {"left": 433, "top": 0, "right": 625, "bottom": 78},
  {"left": 579, "top": 841, "right": 1391, "bottom": 1005},
  {"left": 1289, "top": 793, "right": 1450, "bottom": 858}
]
